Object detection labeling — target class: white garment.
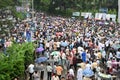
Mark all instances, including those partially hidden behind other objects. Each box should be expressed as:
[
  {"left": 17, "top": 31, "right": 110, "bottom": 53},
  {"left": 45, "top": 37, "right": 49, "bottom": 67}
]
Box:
[
  {"left": 116, "top": 51, "right": 120, "bottom": 59},
  {"left": 105, "top": 40, "right": 110, "bottom": 47},
  {"left": 46, "top": 42, "right": 50, "bottom": 48},
  {"left": 109, "top": 52, "right": 113, "bottom": 59},
  {"left": 86, "top": 63, "right": 91, "bottom": 69},
  {"left": 77, "top": 68, "right": 83, "bottom": 80},
  {"left": 47, "top": 65, "right": 53, "bottom": 72},
  {"left": 33, "top": 72, "right": 40, "bottom": 80},
  {"left": 69, "top": 69, "right": 74, "bottom": 77},
  {"left": 102, "top": 50, "right": 106, "bottom": 58},
  {"left": 98, "top": 42, "right": 105, "bottom": 50},
  {"left": 28, "top": 64, "right": 34, "bottom": 73},
  {"left": 107, "top": 60, "right": 112, "bottom": 68},
  {"left": 52, "top": 76, "right": 59, "bottom": 80},
  {"left": 78, "top": 46, "right": 84, "bottom": 53},
  {"left": 56, "top": 42, "right": 60, "bottom": 48},
  {"left": 86, "top": 53, "right": 90, "bottom": 61},
  {"left": 61, "top": 53, "right": 66, "bottom": 60}
]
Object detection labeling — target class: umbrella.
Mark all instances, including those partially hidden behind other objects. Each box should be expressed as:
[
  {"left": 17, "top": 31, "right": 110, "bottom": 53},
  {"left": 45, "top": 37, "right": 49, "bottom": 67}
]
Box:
[
  {"left": 48, "top": 26, "right": 53, "bottom": 28},
  {"left": 60, "top": 41, "right": 68, "bottom": 47},
  {"left": 35, "top": 57, "right": 48, "bottom": 63},
  {"left": 36, "top": 47, "right": 44, "bottom": 52},
  {"left": 99, "top": 22, "right": 104, "bottom": 26},
  {"left": 82, "top": 67, "right": 94, "bottom": 77},
  {"left": 50, "top": 51, "right": 60, "bottom": 56}
]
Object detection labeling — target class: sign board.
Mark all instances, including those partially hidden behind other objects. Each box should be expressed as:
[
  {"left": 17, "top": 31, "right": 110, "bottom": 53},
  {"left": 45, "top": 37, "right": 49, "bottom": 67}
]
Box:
[
  {"left": 106, "top": 14, "right": 111, "bottom": 20},
  {"left": 106, "top": 14, "right": 116, "bottom": 22},
  {"left": 110, "top": 14, "right": 116, "bottom": 22},
  {"left": 81, "top": 12, "right": 92, "bottom": 19},
  {"left": 16, "top": 6, "right": 25, "bottom": 12},
  {"left": 72, "top": 12, "right": 80, "bottom": 16},
  {"left": 95, "top": 13, "right": 106, "bottom": 20}
]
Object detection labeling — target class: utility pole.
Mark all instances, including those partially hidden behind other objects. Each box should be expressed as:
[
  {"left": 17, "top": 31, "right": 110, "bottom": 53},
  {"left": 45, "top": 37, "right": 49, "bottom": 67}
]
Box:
[
  {"left": 32, "top": 0, "right": 34, "bottom": 18},
  {"left": 118, "top": 0, "right": 120, "bottom": 23}
]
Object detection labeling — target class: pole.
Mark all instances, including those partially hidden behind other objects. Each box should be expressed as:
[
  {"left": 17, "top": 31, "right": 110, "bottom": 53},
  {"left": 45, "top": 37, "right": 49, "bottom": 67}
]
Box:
[
  {"left": 118, "top": 0, "right": 120, "bottom": 23},
  {"left": 32, "top": 0, "right": 34, "bottom": 18}
]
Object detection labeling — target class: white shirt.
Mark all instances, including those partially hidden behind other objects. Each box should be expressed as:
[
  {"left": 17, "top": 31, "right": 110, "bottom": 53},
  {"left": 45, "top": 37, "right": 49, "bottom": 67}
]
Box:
[
  {"left": 107, "top": 60, "right": 112, "bottom": 68},
  {"left": 69, "top": 69, "right": 74, "bottom": 76},
  {"left": 47, "top": 65, "right": 53, "bottom": 72},
  {"left": 78, "top": 46, "right": 84, "bottom": 53},
  {"left": 28, "top": 64, "right": 34, "bottom": 73},
  {"left": 46, "top": 42, "right": 50, "bottom": 47},
  {"left": 52, "top": 76, "right": 59, "bottom": 80},
  {"left": 109, "top": 52, "right": 113, "bottom": 59},
  {"left": 61, "top": 53, "right": 66, "bottom": 60},
  {"left": 116, "top": 51, "right": 120, "bottom": 59},
  {"left": 77, "top": 68, "right": 83, "bottom": 80},
  {"left": 86, "top": 63, "right": 91, "bottom": 69},
  {"left": 86, "top": 53, "right": 90, "bottom": 61}
]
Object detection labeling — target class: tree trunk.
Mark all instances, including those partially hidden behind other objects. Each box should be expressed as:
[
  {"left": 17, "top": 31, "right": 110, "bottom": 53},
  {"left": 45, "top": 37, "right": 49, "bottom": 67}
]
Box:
[{"left": 118, "top": 0, "right": 120, "bottom": 23}]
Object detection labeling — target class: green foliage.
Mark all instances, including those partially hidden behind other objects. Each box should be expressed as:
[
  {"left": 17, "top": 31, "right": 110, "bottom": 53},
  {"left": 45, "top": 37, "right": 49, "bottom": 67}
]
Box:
[
  {"left": 0, "top": 42, "right": 35, "bottom": 80},
  {"left": 33, "top": 0, "right": 118, "bottom": 17},
  {"left": 108, "top": 9, "right": 117, "bottom": 14}
]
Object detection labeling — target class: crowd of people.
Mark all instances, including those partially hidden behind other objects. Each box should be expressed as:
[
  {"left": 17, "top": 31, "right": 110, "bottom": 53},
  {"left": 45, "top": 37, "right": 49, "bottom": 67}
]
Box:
[{"left": 1, "top": 12, "right": 120, "bottom": 80}]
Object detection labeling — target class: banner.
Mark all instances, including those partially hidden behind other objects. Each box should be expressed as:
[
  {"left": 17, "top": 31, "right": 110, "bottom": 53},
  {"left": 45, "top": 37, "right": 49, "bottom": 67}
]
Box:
[
  {"left": 110, "top": 14, "right": 116, "bottom": 22},
  {"left": 95, "top": 13, "right": 106, "bottom": 20},
  {"left": 16, "top": 6, "right": 25, "bottom": 12},
  {"left": 72, "top": 12, "right": 80, "bottom": 16},
  {"left": 106, "top": 14, "right": 111, "bottom": 20},
  {"left": 106, "top": 14, "right": 116, "bottom": 22},
  {"left": 81, "top": 12, "right": 92, "bottom": 19}
]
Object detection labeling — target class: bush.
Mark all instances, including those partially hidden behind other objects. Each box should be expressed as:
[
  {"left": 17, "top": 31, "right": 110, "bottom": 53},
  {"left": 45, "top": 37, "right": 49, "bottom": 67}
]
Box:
[{"left": 0, "top": 42, "right": 34, "bottom": 80}]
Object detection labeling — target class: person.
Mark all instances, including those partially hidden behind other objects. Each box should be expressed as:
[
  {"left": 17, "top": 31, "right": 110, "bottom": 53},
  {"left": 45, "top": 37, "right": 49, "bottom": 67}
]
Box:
[
  {"left": 32, "top": 71, "right": 40, "bottom": 80},
  {"left": 56, "top": 65, "right": 63, "bottom": 79},
  {"left": 61, "top": 77, "right": 65, "bottom": 80},
  {"left": 116, "top": 48, "right": 120, "bottom": 62},
  {"left": 28, "top": 64, "right": 35, "bottom": 80},
  {"left": 47, "top": 63, "right": 53, "bottom": 80},
  {"left": 13, "top": 77, "right": 18, "bottom": 80},
  {"left": 81, "top": 51, "right": 86, "bottom": 62},
  {"left": 51, "top": 73, "right": 59, "bottom": 80},
  {"left": 68, "top": 66, "right": 75, "bottom": 78},
  {"left": 39, "top": 62, "right": 45, "bottom": 80},
  {"left": 77, "top": 65, "right": 83, "bottom": 80},
  {"left": 73, "top": 55, "right": 77, "bottom": 71},
  {"left": 66, "top": 71, "right": 74, "bottom": 80}
]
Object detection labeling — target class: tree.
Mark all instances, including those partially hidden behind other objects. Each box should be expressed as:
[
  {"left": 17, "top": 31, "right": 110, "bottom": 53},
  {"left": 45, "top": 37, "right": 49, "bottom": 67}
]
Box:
[
  {"left": 0, "top": 42, "right": 34, "bottom": 80},
  {"left": 0, "top": 0, "right": 18, "bottom": 9}
]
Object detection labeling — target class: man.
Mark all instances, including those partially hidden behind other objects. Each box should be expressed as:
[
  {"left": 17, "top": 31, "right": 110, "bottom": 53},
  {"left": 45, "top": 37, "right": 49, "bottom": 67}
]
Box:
[
  {"left": 81, "top": 51, "right": 86, "bottom": 62},
  {"left": 116, "top": 48, "right": 120, "bottom": 62},
  {"left": 28, "top": 64, "right": 34, "bottom": 80},
  {"left": 47, "top": 63, "right": 53, "bottom": 80},
  {"left": 56, "top": 65, "right": 63, "bottom": 79},
  {"left": 77, "top": 66, "right": 83, "bottom": 80}
]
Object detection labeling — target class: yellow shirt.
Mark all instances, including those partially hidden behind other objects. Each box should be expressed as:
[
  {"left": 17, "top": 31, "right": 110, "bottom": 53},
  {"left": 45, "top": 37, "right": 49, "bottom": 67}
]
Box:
[{"left": 97, "top": 52, "right": 102, "bottom": 59}]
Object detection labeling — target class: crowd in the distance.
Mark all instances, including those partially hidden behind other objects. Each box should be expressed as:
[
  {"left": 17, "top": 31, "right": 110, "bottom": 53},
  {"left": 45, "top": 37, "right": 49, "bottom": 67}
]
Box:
[{"left": 1, "top": 12, "right": 120, "bottom": 80}]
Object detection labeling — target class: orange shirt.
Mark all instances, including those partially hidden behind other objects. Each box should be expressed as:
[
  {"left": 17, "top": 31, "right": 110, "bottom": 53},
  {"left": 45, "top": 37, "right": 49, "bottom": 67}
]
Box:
[{"left": 56, "top": 66, "right": 63, "bottom": 75}]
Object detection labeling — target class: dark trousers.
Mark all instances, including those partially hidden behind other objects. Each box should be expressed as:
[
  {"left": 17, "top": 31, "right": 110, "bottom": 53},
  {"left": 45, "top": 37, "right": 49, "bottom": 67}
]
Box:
[
  {"left": 29, "top": 73, "right": 33, "bottom": 80},
  {"left": 58, "top": 75, "right": 61, "bottom": 80},
  {"left": 47, "top": 72, "right": 52, "bottom": 80},
  {"left": 40, "top": 71, "right": 44, "bottom": 80}
]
